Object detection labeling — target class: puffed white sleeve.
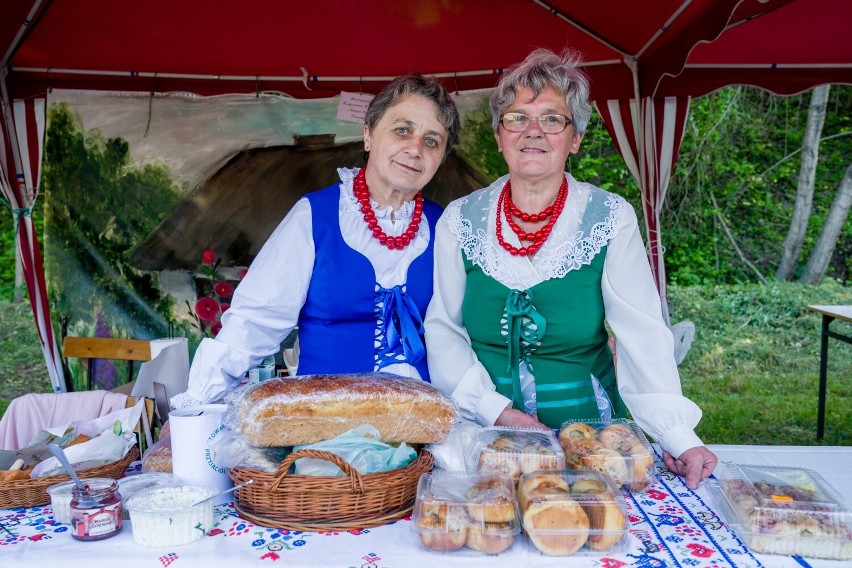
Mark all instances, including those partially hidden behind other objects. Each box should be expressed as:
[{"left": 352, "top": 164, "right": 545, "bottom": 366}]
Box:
[
  {"left": 171, "top": 198, "right": 315, "bottom": 409},
  {"left": 602, "top": 202, "right": 705, "bottom": 458},
  {"left": 424, "top": 210, "right": 511, "bottom": 425}
]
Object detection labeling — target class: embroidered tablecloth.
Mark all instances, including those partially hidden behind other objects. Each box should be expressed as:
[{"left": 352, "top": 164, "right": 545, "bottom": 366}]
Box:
[{"left": 0, "top": 449, "right": 838, "bottom": 567}]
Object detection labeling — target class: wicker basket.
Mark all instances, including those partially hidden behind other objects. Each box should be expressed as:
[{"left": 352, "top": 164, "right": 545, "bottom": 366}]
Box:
[
  {"left": 229, "top": 448, "right": 433, "bottom": 530},
  {"left": 0, "top": 446, "right": 139, "bottom": 509}
]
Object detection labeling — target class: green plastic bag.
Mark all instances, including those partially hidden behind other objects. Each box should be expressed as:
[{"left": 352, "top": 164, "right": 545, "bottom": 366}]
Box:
[{"left": 293, "top": 424, "right": 416, "bottom": 476}]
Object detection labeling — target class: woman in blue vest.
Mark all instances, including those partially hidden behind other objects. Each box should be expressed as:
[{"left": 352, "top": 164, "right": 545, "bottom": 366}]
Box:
[
  {"left": 424, "top": 49, "right": 716, "bottom": 489},
  {"left": 173, "top": 73, "right": 459, "bottom": 410}
]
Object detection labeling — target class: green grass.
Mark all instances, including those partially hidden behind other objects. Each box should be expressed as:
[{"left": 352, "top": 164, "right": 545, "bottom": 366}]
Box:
[
  {"left": 671, "top": 280, "right": 852, "bottom": 446},
  {"left": 1, "top": 281, "right": 851, "bottom": 446}
]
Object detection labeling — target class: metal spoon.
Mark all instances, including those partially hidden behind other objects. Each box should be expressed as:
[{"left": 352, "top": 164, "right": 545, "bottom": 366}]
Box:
[
  {"left": 47, "top": 443, "right": 87, "bottom": 493},
  {"left": 191, "top": 479, "right": 254, "bottom": 507}
]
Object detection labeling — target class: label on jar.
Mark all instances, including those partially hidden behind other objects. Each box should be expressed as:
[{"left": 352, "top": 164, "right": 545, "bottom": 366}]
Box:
[{"left": 73, "top": 503, "right": 122, "bottom": 538}]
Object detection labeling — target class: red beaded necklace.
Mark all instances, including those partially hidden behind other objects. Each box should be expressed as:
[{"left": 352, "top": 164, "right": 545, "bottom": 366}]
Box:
[
  {"left": 495, "top": 177, "right": 568, "bottom": 256},
  {"left": 353, "top": 168, "right": 423, "bottom": 250}
]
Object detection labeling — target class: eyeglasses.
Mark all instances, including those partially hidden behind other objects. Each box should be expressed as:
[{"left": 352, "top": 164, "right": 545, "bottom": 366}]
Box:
[{"left": 499, "top": 112, "right": 574, "bottom": 133}]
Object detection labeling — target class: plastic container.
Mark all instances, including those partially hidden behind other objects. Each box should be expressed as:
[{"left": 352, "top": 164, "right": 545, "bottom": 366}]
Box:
[
  {"left": 556, "top": 419, "right": 654, "bottom": 490},
  {"left": 468, "top": 427, "right": 564, "bottom": 481},
  {"left": 706, "top": 464, "right": 852, "bottom": 560},
  {"left": 47, "top": 480, "right": 76, "bottom": 524},
  {"left": 118, "top": 472, "right": 179, "bottom": 519},
  {"left": 518, "top": 469, "right": 629, "bottom": 556},
  {"left": 124, "top": 485, "right": 217, "bottom": 547},
  {"left": 412, "top": 471, "right": 520, "bottom": 554},
  {"left": 70, "top": 478, "right": 123, "bottom": 541}
]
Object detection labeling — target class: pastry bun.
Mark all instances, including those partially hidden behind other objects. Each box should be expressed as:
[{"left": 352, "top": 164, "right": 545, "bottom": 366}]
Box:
[
  {"left": 576, "top": 494, "right": 626, "bottom": 550},
  {"left": 523, "top": 498, "right": 589, "bottom": 556},
  {"left": 416, "top": 499, "right": 469, "bottom": 551}
]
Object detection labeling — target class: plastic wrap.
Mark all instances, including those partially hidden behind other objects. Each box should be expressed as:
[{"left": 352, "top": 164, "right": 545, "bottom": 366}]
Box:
[
  {"left": 556, "top": 419, "right": 654, "bottom": 490},
  {"left": 206, "top": 426, "right": 289, "bottom": 472},
  {"left": 224, "top": 372, "right": 458, "bottom": 446},
  {"left": 293, "top": 425, "right": 416, "bottom": 476},
  {"left": 141, "top": 435, "right": 173, "bottom": 473},
  {"left": 426, "top": 419, "right": 481, "bottom": 472}
]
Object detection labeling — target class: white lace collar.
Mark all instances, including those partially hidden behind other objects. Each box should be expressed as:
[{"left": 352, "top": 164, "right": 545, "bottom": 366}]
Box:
[
  {"left": 446, "top": 173, "right": 627, "bottom": 290},
  {"left": 337, "top": 167, "right": 416, "bottom": 221}
]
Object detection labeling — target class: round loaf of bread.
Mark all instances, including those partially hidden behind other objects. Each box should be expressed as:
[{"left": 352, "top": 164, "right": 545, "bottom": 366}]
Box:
[
  {"left": 523, "top": 498, "right": 589, "bottom": 556},
  {"left": 519, "top": 473, "right": 571, "bottom": 511},
  {"left": 571, "top": 478, "right": 607, "bottom": 494}
]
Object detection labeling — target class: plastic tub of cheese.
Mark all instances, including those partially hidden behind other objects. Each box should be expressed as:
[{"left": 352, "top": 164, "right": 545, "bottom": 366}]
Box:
[
  {"left": 124, "top": 485, "right": 217, "bottom": 547},
  {"left": 47, "top": 480, "right": 76, "bottom": 524},
  {"left": 118, "top": 473, "right": 179, "bottom": 519}
]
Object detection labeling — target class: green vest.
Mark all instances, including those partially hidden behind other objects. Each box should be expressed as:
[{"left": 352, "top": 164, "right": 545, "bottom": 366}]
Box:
[{"left": 461, "top": 248, "right": 626, "bottom": 428}]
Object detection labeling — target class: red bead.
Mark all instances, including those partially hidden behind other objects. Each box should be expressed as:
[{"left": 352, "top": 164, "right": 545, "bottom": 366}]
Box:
[
  {"left": 378, "top": 234, "right": 388, "bottom": 244},
  {"left": 405, "top": 228, "right": 417, "bottom": 238},
  {"left": 518, "top": 248, "right": 529, "bottom": 256},
  {"left": 401, "top": 236, "right": 411, "bottom": 246},
  {"left": 372, "top": 225, "right": 383, "bottom": 236},
  {"left": 529, "top": 213, "right": 540, "bottom": 223}
]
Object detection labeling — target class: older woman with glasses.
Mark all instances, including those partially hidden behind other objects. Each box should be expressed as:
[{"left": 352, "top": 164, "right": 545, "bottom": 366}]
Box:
[{"left": 425, "top": 49, "right": 716, "bottom": 489}]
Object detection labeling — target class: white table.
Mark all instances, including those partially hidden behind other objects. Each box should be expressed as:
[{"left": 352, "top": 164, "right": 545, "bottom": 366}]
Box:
[{"left": 1, "top": 445, "right": 850, "bottom": 567}]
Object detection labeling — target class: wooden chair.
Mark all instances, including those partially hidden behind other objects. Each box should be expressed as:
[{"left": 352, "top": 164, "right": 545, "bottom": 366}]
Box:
[{"left": 62, "top": 337, "right": 152, "bottom": 391}]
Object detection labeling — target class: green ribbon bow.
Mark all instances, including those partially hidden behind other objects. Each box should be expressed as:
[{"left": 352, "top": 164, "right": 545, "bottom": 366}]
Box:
[{"left": 505, "top": 289, "right": 547, "bottom": 409}]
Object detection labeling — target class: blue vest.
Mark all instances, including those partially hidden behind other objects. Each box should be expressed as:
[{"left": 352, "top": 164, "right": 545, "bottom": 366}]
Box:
[{"left": 297, "top": 183, "right": 441, "bottom": 381}]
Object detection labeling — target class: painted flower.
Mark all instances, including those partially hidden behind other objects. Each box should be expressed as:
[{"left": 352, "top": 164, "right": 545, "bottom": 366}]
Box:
[
  {"left": 210, "top": 320, "right": 223, "bottom": 337},
  {"left": 195, "top": 296, "right": 220, "bottom": 322},
  {"left": 202, "top": 249, "right": 217, "bottom": 264},
  {"left": 214, "top": 281, "right": 234, "bottom": 298}
]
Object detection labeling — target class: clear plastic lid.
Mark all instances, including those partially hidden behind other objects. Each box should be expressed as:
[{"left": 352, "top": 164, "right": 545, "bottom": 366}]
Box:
[
  {"left": 707, "top": 464, "right": 852, "bottom": 560},
  {"left": 556, "top": 419, "right": 654, "bottom": 490},
  {"left": 46, "top": 480, "right": 76, "bottom": 497},
  {"left": 124, "top": 485, "right": 217, "bottom": 513},
  {"left": 412, "top": 471, "right": 520, "bottom": 554},
  {"left": 468, "top": 427, "right": 564, "bottom": 480},
  {"left": 118, "top": 472, "right": 179, "bottom": 501},
  {"left": 517, "top": 469, "right": 629, "bottom": 556}
]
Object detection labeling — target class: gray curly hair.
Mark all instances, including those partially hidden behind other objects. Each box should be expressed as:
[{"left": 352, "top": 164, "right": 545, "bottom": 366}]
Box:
[{"left": 490, "top": 48, "right": 592, "bottom": 134}]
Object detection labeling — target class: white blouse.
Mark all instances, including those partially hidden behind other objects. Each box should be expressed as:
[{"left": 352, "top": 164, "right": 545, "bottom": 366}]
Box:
[
  {"left": 424, "top": 173, "right": 705, "bottom": 459},
  {"left": 172, "top": 168, "right": 428, "bottom": 409}
]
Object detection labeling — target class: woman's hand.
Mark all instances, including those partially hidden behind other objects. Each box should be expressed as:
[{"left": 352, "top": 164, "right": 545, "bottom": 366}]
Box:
[
  {"left": 663, "top": 446, "right": 718, "bottom": 490},
  {"left": 494, "top": 407, "right": 549, "bottom": 430}
]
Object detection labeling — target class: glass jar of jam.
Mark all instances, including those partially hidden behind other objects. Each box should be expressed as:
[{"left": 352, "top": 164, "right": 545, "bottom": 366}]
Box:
[{"left": 70, "top": 477, "right": 123, "bottom": 541}]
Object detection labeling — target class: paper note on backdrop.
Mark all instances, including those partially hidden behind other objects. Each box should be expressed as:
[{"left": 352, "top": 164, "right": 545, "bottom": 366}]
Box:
[{"left": 337, "top": 91, "right": 375, "bottom": 123}]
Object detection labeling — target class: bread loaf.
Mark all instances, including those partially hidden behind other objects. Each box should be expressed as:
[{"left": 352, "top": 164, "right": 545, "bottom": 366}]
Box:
[{"left": 236, "top": 373, "right": 457, "bottom": 446}]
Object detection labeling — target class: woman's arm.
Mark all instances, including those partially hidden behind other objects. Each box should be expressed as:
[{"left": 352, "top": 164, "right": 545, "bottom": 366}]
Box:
[
  {"left": 172, "top": 199, "right": 315, "bottom": 408},
  {"left": 424, "top": 212, "right": 513, "bottom": 425},
  {"left": 601, "top": 203, "right": 706, "bottom": 460}
]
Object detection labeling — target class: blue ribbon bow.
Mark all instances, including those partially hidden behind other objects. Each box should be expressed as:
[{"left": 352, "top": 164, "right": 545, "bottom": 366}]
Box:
[
  {"left": 505, "top": 289, "right": 547, "bottom": 408},
  {"left": 377, "top": 285, "right": 426, "bottom": 366}
]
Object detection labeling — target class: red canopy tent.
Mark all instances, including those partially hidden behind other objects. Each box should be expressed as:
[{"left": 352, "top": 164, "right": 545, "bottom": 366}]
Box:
[{"left": 2, "top": 0, "right": 851, "bottom": 390}]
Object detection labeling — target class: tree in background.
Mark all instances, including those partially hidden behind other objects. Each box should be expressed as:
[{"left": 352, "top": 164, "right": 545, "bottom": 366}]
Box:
[
  {"left": 457, "top": 86, "right": 852, "bottom": 285},
  {"left": 776, "top": 86, "right": 831, "bottom": 281}
]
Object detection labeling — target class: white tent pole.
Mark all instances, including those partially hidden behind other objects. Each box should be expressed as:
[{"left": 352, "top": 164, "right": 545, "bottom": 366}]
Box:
[{"left": 1, "top": 0, "right": 46, "bottom": 67}]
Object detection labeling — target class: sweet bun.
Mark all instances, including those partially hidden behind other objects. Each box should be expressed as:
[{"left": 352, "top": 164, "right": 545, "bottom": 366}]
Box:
[
  {"left": 562, "top": 437, "right": 604, "bottom": 468},
  {"left": 523, "top": 498, "right": 589, "bottom": 556},
  {"left": 596, "top": 424, "right": 638, "bottom": 452},
  {"left": 416, "top": 500, "right": 469, "bottom": 551},
  {"left": 465, "top": 522, "right": 515, "bottom": 554},
  {"left": 489, "top": 435, "right": 519, "bottom": 451},
  {"left": 466, "top": 479, "right": 516, "bottom": 524},
  {"left": 478, "top": 450, "right": 522, "bottom": 479},
  {"left": 558, "top": 423, "right": 597, "bottom": 448},
  {"left": 576, "top": 495, "right": 626, "bottom": 551},
  {"left": 626, "top": 443, "right": 654, "bottom": 490},
  {"left": 571, "top": 478, "right": 607, "bottom": 494},
  {"left": 519, "top": 473, "right": 571, "bottom": 510},
  {"left": 519, "top": 442, "right": 561, "bottom": 474},
  {"left": 580, "top": 447, "right": 630, "bottom": 486}
]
